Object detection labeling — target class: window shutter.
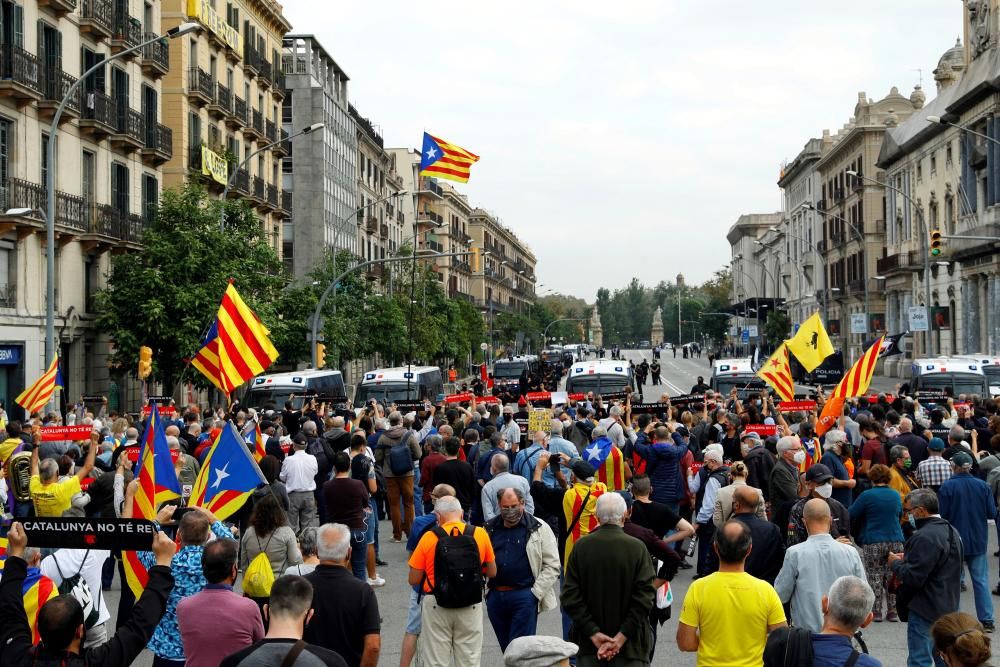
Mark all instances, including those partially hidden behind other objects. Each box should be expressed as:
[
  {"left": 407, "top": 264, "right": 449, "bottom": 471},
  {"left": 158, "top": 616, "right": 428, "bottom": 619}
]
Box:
[{"left": 12, "top": 4, "right": 22, "bottom": 48}]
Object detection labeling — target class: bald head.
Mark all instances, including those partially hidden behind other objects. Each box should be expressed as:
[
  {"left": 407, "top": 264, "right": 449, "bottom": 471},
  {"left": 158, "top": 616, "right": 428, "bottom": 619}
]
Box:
[
  {"left": 733, "top": 485, "right": 760, "bottom": 514},
  {"left": 804, "top": 498, "right": 832, "bottom": 535}
]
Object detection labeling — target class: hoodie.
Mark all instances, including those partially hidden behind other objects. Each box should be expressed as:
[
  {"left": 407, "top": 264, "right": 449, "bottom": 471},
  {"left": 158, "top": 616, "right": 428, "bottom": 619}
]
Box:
[{"left": 374, "top": 425, "right": 420, "bottom": 478}]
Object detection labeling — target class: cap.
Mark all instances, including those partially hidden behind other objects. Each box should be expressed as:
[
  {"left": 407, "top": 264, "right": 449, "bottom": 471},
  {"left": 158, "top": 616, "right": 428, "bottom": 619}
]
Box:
[
  {"left": 741, "top": 431, "right": 761, "bottom": 443},
  {"left": 928, "top": 437, "right": 946, "bottom": 451},
  {"left": 616, "top": 490, "right": 634, "bottom": 510},
  {"left": 675, "top": 425, "right": 690, "bottom": 438},
  {"left": 571, "top": 460, "right": 596, "bottom": 480},
  {"left": 952, "top": 451, "right": 974, "bottom": 468},
  {"left": 504, "top": 636, "right": 579, "bottom": 667},
  {"left": 805, "top": 463, "right": 834, "bottom": 483}
]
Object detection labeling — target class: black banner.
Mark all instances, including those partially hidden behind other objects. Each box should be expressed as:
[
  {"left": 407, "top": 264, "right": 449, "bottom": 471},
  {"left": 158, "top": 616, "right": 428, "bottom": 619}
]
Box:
[
  {"left": 915, "top": 389, "right": 947, "bottom": 401},
  {"left": 668, "top": 394, "right": 705, "bottom": 408},
  {"left": 21, "top": 518, "right": 157, "bottom": 550},
  {"left": 146, "top": 396, "right": 174, "bottom": 405},
  {"left": 629, "top": 402, "right": 671, "bottom": 415},
  {"left": 599, "top": 392, "right": 629, "bottom": 402}
]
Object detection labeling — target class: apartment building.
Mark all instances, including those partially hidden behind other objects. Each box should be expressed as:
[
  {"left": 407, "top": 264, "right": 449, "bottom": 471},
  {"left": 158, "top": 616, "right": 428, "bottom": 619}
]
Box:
[
  {"left": 0, "top": 0, "right": 176, "bottom": 409},
  {"left": 469, "top": 207, "right": 536, "bottom": 314},
  {"left": 161, "top": 0, "right": 290, "bottom": 256},
  {"left": 280, "top": 34, "right": 356, "bottom": 279}
]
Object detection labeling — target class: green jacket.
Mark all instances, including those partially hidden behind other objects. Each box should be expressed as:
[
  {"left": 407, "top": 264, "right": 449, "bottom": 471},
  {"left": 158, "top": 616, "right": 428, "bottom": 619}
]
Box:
[{"left": 560, "top": 524, "right": 656, "bottom": 661}]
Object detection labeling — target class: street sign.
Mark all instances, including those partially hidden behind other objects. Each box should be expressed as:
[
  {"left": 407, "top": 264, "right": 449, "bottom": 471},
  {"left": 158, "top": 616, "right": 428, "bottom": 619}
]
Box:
[
  {"left": 748, "top": 325, "right": 759, "bottom": 338},
  {"left": 908, "top": 306, "right": 929, "bottom": 332},
  {"left": 741, "top": 330, "right": 750, "bottom": 343},
  {"left": 793, "top": 323, "right": 801, "bottom": 334},
  {"left": 850, "top": 313, "right": 867, "bottom": 335},
  {"left": 480, "top": 342, "right": 489, "bottom": 351}
]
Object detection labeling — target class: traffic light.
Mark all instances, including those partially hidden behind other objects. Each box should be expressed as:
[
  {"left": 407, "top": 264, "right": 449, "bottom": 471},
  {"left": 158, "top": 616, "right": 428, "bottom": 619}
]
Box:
[
  {"left": 138, "top": 346, "right": 152, "bottom": 380},
  {"left": 315, "top": 343, "right": 327, "bottom": 368},
  {"left": 930, "top": 229, "right": 944, "bottom": 256},
  {"left": 470, "top": 247, "right": 481, "bottom": 273}
]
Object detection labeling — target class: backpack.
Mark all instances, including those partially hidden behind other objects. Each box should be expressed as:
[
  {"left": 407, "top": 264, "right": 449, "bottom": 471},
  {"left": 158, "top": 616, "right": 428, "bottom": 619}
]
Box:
[
  {"left": 243, "top": 534, "right": 276, "bottom": 598},
  {"left": 306, "top": 437, "right": 330, "bottom": 473},
  {"left": 428, "top": 524, "right": 484, "bottom": 608},
  {"left": 387, "top": 431, "right": 415, "bottom": 476},
  {"left": 52, "top": 551, "right": 100, "bottom": 630},
  {"left": 515, "top": 445, "right": 543, "bottom": 479}
]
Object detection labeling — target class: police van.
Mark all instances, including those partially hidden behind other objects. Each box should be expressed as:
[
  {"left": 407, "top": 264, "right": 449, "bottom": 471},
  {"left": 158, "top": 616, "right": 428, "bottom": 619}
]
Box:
[
  {"left": 948, "top": 355, "right": 1000, "bottom": 397},
  {"left": 354, "top": 366, "right": 444, "bottom": 405},
  {"left": 910, "top": 358, "right": 989, "bottom": 398},
  {"left": 565, "top": 360, "right": 633, "bottom": 395},
  {"left": 492, "top": 355, "right": 540, "bottom": 397},
  {"left": 711, "top": 358, "right": 767, "bottom": 399},
  {"left": 243, "top": 369, "right": 348, "bottom": 410}
]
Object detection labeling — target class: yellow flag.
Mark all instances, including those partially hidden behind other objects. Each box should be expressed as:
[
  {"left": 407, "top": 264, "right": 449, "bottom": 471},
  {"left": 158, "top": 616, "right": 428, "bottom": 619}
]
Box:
[{"left": 786, "top": 312, "right": 834, "bottom": 372}]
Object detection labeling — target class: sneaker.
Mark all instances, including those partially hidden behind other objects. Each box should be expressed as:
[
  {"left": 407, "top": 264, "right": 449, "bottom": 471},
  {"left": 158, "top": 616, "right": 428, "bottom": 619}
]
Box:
[
  {"left": 367, "top": 576, "right": 386, "bottom": 588},
  {"left": 677, "top": 560, "right": 693, "bottom": 570},
  {"left": 886, "top": 610, "right": 898, "bottom": 622},
  {"left": 376, "top": 558, "right": 389, "bottom": 567},
  {"left": 872, "top": 612, "right": 883, "bottom": 623},
  {"left": 391, "top": 537, "right": 402, "bottom": 543},
  {"left": 984, "top": 621, "right": 996, "bottom": 633}
]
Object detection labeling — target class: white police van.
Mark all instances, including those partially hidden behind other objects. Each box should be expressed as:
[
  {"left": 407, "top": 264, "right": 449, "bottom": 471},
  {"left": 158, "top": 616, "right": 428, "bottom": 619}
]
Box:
[
  {"left": 948, "top": 355, "right": 1000, "bottom": 397},
  {"left": 243, "top": 369, "right": 348, "bottom": 410},
  {"left": 565, "top": 360, "right": 633, "bottom": 395},
  {"left": 710, "top": 358, "right": 767, "bottom": 399},
  {"left": 354, "top": 366, "right": 444, "bottom": 405},
  {"left": 910, "top": 358, "right": 988, "bottom": 398}
]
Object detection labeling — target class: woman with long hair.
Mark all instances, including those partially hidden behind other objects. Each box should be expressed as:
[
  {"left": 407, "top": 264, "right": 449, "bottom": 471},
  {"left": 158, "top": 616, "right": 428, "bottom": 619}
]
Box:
[
  {"left": 240, "top": 494, "right": 301, "bottom": 585},
  {"left": 848, "top": 464, "right": 904, "bottom": 622}
]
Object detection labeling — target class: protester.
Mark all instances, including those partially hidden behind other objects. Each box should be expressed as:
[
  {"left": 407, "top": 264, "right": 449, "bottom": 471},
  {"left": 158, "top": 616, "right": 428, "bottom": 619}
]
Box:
[
  {"left": 742, "top": 430, "right": 776, "bottom": 499},
  {"left": 220, "top": 575, "right": 348, "bottom": 666},
  {"left": 939, "top": 451, "right": 997, "bottom": 632},
  {"left": 847, "top": 464, "right": 905, "bottom": 622},
  {"left": 407, "top": 495, "right": 496, "bottom": 667},
  {"left": 481, "top": 453, "right": 534, "bottom": 522},
  {"left": 303, "top": 524, "right": 381, "bottom": 667},
  {"left": 633, "top": 424, "right": 688, "bottom": 510},
  {"left": 561, "top": 460, "right": 607, "bottom": 565},
  {"left": 29, "top": 438, "right": 96, "bottom": 517},
  {"left": 433, "top": 435, "right": 477, "bottom": 514},
  {"left": 677, "top": 519, "right": 787, "bottom": 666},
  {"left": 774, "top": 499, "right": 865, "bottom": 632},
  {"left": 687, "top": 448, "right": 729, "bottom": 576},
  {"left": 0, "top": 522, "right": 177, "bottom": 667},
  {"left": 712, "top": 461, "right": 766, "bottom": 527},
  {"left": 322, "top": 451, "right": 370, "bottom": 581},
  {"left": 503, "top": 636, "right": 579, "bottom": 667},
  {"left": 785, "top": 464, "right": 852, "bottom": 547},
  {"left": 285, "top": 527, "right": 320, "bottom": 576},
  {"left": 375, "top": 411, "right": 421, "bottom": 542},
  {"left": 915, "top": 437, "right": 952, "bottom": 493},
  {"left": 887, "top": 444, "right": 919, "bottom": 502},
  {"left": 240, "top": 493, "right": 302, "bottom": 600},
  {"left": 40, "top": 545, "right": 112, "bottom": 648},
  {"left": 730, "top": 486, "right": 785, "bottom": 584},
  {"left": 931, "top": 612, "right": 993, "bottom": 667},
  {"left": 562, "top": 493, "right": 656, "bottom": 666},
  {"left": 279, "top": 435, "right": 319, "bottom": 532},
  {"left": 178, "top": 540, "right": 264, "bottom": 667},
  {"left": 819, "top": 429, "right": 856, "bottom": 508},
  {"left": 890, "top": 488, "right": 964, "bottom": 665},
  {"left": 484, "top": 487, "right": 561, "bottom": 651},
  {"left": 418, "top": 435, "right": 448, "bottom": 512},
  {"left": 769, "top": 435, "right": 805, "bottom": 515}
]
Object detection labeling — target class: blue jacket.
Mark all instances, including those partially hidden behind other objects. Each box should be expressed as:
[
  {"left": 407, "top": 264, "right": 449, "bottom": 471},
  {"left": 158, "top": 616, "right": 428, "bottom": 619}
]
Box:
[
  {"left": 634, "top": 433, "right": 688, "bottom": 504},
  {"left": 939, "top": 472, "right": 997, "bottom": 556},
  {"left": 848, "top": 486, "right": 904, "bottom": 545}
]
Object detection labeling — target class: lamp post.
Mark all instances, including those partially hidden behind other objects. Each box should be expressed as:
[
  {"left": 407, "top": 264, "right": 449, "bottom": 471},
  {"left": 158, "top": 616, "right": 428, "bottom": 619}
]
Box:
[
  {"left": 927, "top": 115, "right": 1000, "bottom": 147},
  {"left": 543, "top": 318, "right": 585, "bottom": 348},
  {"left": 771, "top": 224, "right": 828, "bottom": 322},
  {"left": 846, "top": 169, "right": 933, "bottom": 356},
  {"left": 730, "top": 264, "right": 761, "bottom": 351},
  {"left": 219, "top": 122, "right": 324, "bottom": 230},
  {"left": 34, "top": 22, "right": 199, "bottom": 408}
]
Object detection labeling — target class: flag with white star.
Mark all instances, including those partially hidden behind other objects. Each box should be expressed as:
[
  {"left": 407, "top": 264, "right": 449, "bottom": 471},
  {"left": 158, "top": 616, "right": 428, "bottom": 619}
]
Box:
[
  {"left": 419, "top": 132, "right": 480, "bottom": 183},
  {"left": 189, "top": 421, "right": 268, "bottom": 521}
]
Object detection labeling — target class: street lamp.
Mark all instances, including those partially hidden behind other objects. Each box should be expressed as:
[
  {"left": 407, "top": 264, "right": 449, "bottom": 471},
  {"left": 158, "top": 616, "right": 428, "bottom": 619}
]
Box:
[
  {"left": 927, "top": 115, "right": 1000, "bottom": 148},
  {"left": 219, "top": 122, "right": 324, "bottom": 230},
  {"left": 847, "top": 169, "right": 933, "bottom": 356},
  {"left": 37, "top": 21, "right": 198, "bottom": 408}
]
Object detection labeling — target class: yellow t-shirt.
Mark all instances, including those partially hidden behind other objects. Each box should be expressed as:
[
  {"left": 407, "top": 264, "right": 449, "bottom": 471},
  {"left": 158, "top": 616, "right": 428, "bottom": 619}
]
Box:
[
  {"left": 678, "top": 571, "right": 786, "bottom": 667},
  {"left": 29, "top": 475, "right": 81, "bottom": 517},
  {"left": 0, "top": 437, "right": 22, "bottom": 464}
]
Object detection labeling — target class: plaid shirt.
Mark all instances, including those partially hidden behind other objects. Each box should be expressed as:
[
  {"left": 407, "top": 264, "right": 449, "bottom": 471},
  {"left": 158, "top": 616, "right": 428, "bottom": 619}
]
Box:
[{"left": 917, "top": 455, "right": 953, "bottom": 489}]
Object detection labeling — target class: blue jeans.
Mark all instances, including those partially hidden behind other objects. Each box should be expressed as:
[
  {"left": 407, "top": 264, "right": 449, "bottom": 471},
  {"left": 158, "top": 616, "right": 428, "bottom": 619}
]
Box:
[
  {"left": 965, "top": 553, "right": 994, "bottom": 623},
  {"left": 486, "top": 587, "right": 538, "bottom": 652},
  {"left": 907, "top": 611, "right": 946, "bottom": 667},
  {"left": 350, "top": 529, "right": 367, "bottom": 581},
  {"left": 413, "top": 467, "right": 425, "bottom": 517}
]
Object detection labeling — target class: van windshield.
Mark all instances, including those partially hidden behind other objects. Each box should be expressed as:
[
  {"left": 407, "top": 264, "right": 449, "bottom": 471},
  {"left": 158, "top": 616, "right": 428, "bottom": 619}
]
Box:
[
  {"left": 918, "top": 373, "right": 988, "bottom": 396},
  {"left": 713, "top": 376, "right": 767, "bottom": 399},
  {"left": 567, "top": 375, "right": 631, "bottom": 395},
  {"left": 354, "top": 382, "right": 420, "bottom": 405},
  {"left": 494, "top": 363, "right": 528, "bottom": 379},
  {"left": 244, "top": 389, "right": 304, "bottom": 411}
]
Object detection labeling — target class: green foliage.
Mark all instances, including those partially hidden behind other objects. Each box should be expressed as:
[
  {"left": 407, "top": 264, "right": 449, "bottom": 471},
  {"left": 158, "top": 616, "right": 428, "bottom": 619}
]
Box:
[
  {"left": 95, "top": 182, "right": 286, "bottom": 391},
  {"left": 764, "top": 309, "right": 792, "bottom": 348}
]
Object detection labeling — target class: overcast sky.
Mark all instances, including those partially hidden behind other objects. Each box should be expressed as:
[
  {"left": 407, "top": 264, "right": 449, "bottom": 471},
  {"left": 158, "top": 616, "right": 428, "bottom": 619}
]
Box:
[{"left": 283, "top": 1, "right": 959, "bottom": 303}]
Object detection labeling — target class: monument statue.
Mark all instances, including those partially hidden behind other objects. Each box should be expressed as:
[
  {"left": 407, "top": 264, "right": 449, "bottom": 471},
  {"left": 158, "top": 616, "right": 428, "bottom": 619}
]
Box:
[
  {"left": 651, "top": 306, "right": 664, "bottom": 346},
  {"left": 589, "top": 306, "right": 603, "bottom": 348}
]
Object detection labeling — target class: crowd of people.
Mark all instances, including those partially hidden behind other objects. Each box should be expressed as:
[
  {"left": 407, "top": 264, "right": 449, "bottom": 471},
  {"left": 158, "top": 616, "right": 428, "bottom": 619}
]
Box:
[{"left": 0, "top": 382, "right": 999, "bottom": 665}]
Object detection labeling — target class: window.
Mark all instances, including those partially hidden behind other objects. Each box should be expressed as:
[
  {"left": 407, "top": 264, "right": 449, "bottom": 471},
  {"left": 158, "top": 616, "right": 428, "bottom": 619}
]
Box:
[
  {"left": 84, "top": 254, "right": 97, "bottom": 313},
  {"left": 37, "top": 20, "right": 61, "bottom": 73},
  {"left": 282, "top": 96, "right": 291, "bottom": 124},
  {"left": 0, "top": 118, "right": 10, "bottom": 190},
  {"left": 916, "top": 159, "right": 922, "bottom": 181},
  {"left": 111, "top": 162, "right": 129, "bottom": 215},
  {"left": 189, "top": 111, "right": 201, "bottom": 147},
  {"left": 142, "top": 174, "right": 157, "bottom": 221},
  {"left": 208, "top": 123, "right": 219, "bottom": 148},
  {"left": 226, "top": 2, "right": 238, "bottom": 29},
  {"left": 930, "top": 152, "right": 937, "bottom": 174},
  {"left": 81, "top": 150, "right": 95, "bottom": 207},
  {"left": 81, "top": 47, "right": 105, "bottom": 93},
  {"left": 946, "top": 142, "right": 953, "bottom": 164}
]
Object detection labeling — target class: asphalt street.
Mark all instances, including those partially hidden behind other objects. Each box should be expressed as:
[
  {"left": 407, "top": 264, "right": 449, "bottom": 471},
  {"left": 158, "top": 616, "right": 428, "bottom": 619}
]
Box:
[{"left": 112, "top": 350, "right": 987, "bottom": 666}]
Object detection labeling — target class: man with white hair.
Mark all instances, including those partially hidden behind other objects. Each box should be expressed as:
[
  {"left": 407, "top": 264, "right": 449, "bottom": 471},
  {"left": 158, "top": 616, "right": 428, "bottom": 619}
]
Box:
[
  {"left": 598, "top": 405, "right": 632, "bottom": 449},
  {"left": 687, "top": 447, "right": 729, "bottom": 576},
  {"left": 819, "top": 429, "right": 855, "bottom": 507},
  {"left": 544, "top": 418, "right": 581, "bottom": 487},
  {"left": 167, "top": 435, "right": 200, "bottom": 496},
  {"left": 304, "top": 523, "right": 381, "bottom": 667},
  {"left": 769, "top": 435, "right": 805, "bottom": 515},
  {"left": 481, "top": 453, "right": 534, "bottom": 522},
  {"left": 562, "top": 493, "right": 656, "bottom": 665},
  {"left": 28, "top": 431, "right": 96, "bottom": 517}
]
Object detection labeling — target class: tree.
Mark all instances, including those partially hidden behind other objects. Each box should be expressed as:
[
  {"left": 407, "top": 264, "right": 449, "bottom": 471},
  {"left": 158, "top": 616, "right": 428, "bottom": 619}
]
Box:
[
  {"left": 96, "top": 183, "right": 286, "bottom": 392},
  {"left": 764, "top": 309, "right": 792, "bottom": 350}
]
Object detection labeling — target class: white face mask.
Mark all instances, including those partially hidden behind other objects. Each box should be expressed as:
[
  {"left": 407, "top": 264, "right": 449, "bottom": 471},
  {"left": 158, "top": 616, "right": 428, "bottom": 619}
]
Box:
[
  {"left": 815, "top": 483, "right": 833, "bottom": 499},
  {"left": 792, "top": 450, "right": 806, "bottom": 465}
]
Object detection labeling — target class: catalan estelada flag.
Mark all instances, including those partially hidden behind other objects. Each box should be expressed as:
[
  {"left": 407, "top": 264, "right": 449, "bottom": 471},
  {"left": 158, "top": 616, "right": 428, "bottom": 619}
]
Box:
[
  {"left": 214, "top": 283, "right": 278, "bottom": 396},
  {"left": 419, "top": 132, "right": 480, "bottom": 183},
  {"left": 15, "top": 356, "right": 61, "bottom": 416},
  {"left": 190, "top": 422, "right": 267, "bottom": 521},
  {"left": 191, "top": 318, "right": 228, "bottom": 395},
  {"left": 0, "top": 560, "right": 57, "bottom": 645},
  {"left": 583, "top": 436, "right": 627, "bottom": 491},
  {"left": 786, "top": 312, "right": 835, "bottom": 373},
  {"left": 244, "top": 421, "right": 266, "bottom": 462},
  {"left": 561, "top": 480, "right": 606, "bottom": 569},
  {"left": 757, "top": 343, "right": 794, "bottom": 402},
  {"left": 123, "top": 404, "right": 181, "bottom": 599},
  {"left": 816, "top": 336, "right": 885, "bottom": 437}
]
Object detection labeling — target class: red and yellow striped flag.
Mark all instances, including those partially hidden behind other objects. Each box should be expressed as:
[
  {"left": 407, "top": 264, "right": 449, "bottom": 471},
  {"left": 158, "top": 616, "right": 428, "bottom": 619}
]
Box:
[
  {"left": 816, "top": 336, "right": 885, "bottom": 437},
  {"left": 0, "top": 560, "right": 58, "bottom": 646},
  {"left": 561, "top": 481, "right": 606, "bottom": 567},
  {"left": 757, "top": 343, "right": 794, "bottom": 402},
  {"left": 15, "top": 356, "right": 60, "bottom": 416},
  {"left": 215, "top": 283, "right": 278, "bottom": 395}
]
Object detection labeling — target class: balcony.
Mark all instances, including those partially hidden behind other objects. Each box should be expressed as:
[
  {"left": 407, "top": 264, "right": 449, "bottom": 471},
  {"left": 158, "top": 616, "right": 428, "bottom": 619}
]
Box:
[
  {"left": 380, "top": 223, "right": 389, "bottom": 237},
  {"left": 79, "top": 0, "right": 113, "bottom": 40},
  {"left": 417, "top": 178, "right": 443, "bottom": 197},
  {"left": 187, "top": 67, "right": 214, "bottom": 106},
  {"left": 227, "top": 168, "right": 249, "bottom": 197},
  {"left": 876, "top": 252, "right": 918, "bottom": 275},
  {"left": 140, "top": 33, "right": 169, "bottom": 77},
  {"left": 55, "top": 191, "right": 87, "bottom": 232},
  {"left": 39, "top": 69, "right": 81, "bottom": 120},
  {"left": 0, "top": 282, "right": 16, "bottom": 308},
  {"left": 832, "top": 187, "right": 845, "bottom": 204},
  {"left": 251, "top": 176, "right": 265, "bottom": 203},
  {"left": 242, "top": 44, "right": 260, "bottom": 77},
  {"left": 280, "top": 190, "right": 292, "bottom": 215},
  {"left": 110, "top": 12, "right": 141, "bottom": 55},
  {"left": 272, "top": 66, "right": 285, "bottom": 96},
  {"left": 244, "top": 108, "right": 263, "bottom": 140},
  {"left": 79, "top": 91, "right": 118, "bottom": 137},
  {"left": 208, "top": 82, "right": 230, "bottom": 118},
  {"left": 829, "top": 230, "right": 845, "bottom": 246},
  {"left": 365, "top": 263, "right": 383, "bottom": 280},
  {"left": 258, "top": 60, "right": 272, "bottom": 89},
  {"left": 265, "top": 119, "right": 277, "bottom": 143},
  {"left": 89, "top": 205, "right": 143, "bottom": 248},
  {"left": 452, "top": 258, "right": 471, "bottom": 273},
  {"left": 37, "top": 0, "right": 76, "bottom": 16},
  {"left": 848, "top": 278, "right": 866, "bottom": 294},
  {"left": 228, "top": 95, "right": 247, "bottom": 129},
  {"left": 0, "top": 45, "right": 42, "bottom": 102},
  {"left": 140, "top": 122, "right": 172, "bottom": 165},
  {"left": 0, "top": 178, "right": 46, "bottom": 234},
  {"left": 110, "top": 107, "right": 144, "bottom": 152},
  {"left": 272, "top": 128, "right": 289, "bottom": 157},
  {"left": 417, "top": 210, "right": 443, "bottom": 225},
  {"left": 365, "top": 216, "right": 378, "bottom": 233},
  {"left": 265, "top": 183, "right": 278, "bottom": 210}
]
